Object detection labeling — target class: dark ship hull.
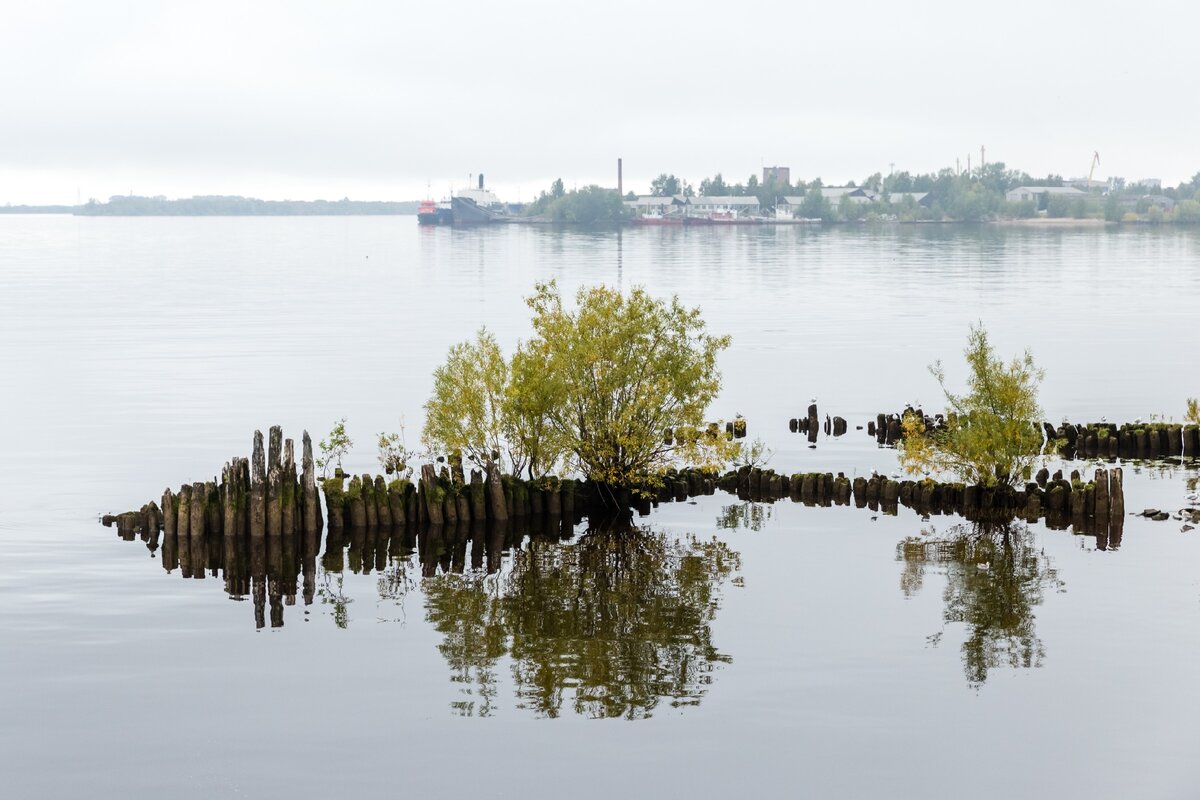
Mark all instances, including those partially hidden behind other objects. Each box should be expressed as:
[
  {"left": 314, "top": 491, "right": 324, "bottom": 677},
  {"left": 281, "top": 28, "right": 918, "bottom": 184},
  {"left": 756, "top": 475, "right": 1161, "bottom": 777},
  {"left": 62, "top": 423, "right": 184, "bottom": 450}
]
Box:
[{"left": 450, "top": 196, "right": 504, "bottom": 225}]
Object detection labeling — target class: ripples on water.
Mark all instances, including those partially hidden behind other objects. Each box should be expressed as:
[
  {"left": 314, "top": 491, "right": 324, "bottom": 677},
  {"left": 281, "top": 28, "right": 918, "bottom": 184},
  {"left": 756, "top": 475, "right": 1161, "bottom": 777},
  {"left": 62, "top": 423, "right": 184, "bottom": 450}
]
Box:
[{"left": 1, "top": 216, "right": 1199, "bottom": 798}]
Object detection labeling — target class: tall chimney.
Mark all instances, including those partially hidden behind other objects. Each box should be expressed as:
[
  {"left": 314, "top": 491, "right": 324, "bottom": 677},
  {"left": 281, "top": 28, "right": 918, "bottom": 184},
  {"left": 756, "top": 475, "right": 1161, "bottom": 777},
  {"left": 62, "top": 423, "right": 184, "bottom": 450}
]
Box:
[
  {"left": 478, "top": 173, "right": 484, "bottom": 190},
  {"left": 618, "top": 158, "right": 623, "bottom": 197}
]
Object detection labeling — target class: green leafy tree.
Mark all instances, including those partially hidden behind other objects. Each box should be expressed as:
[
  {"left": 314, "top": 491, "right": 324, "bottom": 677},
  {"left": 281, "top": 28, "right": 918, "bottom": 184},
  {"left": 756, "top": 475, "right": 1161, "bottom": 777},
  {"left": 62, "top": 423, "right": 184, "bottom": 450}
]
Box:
[
  {"left": 543, "top": 186, "right": 626, "bottom": 225},
  {"left": 422, "top": 328, "right": 515, "bottom": 472},
  {"left": 699, "top": 173, "right": 728, "bottom": 196},
  {"left": 317, "top": 418, "right": 352, "bottom": 478},
  {"left": 550, "top": 178, "right": 565, "bottom": 198},
  {"left": 799, "top": 187, "right": 830, "bottom": 220},
  {"left": 522, "top": 281, "right": 736, "bottom": 496},
  {"left": 1186, "top": 397, "right": 1199, "bottom": 426},
  {"left": 505, "top": 342, "right": 568, "bottom": 479},
  {"left": 899, "top": 324, "right": 1048, "bottom": 488},
  {"left": 649, "top": 173, "right": 682, "bottom": 197}
]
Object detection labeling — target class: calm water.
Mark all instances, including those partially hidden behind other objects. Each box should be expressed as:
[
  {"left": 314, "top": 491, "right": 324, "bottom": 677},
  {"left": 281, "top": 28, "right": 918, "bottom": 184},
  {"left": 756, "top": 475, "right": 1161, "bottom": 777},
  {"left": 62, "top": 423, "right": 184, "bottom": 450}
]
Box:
[{"left": 1, "top": 216, "right": 1199, "bottom": 798}]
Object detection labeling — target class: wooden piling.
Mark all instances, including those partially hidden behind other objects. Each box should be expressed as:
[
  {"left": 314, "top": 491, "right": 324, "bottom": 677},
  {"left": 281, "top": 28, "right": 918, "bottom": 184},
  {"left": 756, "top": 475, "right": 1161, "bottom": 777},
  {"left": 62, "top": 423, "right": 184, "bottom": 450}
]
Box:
[
  {"left": 1094, "top": 467, "right": 1109, "bottom": 525},
  {"left": 251, "top": 430, "right": 266, "bottom": 534},
  {"left": 267, "top": 465, "right": 283, "bottom": 535},
  {"left": 162, "top": 488, "right": 177, "bottom": 537},
  {"left": 190, "top": 481, "right": 206, "bottom": 538},
  {"left": 421, "top": 465, "right": 445, "bottom": 526}
]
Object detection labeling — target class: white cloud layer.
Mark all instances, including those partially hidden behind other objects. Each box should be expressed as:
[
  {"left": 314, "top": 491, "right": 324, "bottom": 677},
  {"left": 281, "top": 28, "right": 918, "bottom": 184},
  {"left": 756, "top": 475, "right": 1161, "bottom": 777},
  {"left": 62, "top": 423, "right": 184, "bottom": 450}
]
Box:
[{"left": 2, "top": 0, "right": 1197, "bottom": 204}]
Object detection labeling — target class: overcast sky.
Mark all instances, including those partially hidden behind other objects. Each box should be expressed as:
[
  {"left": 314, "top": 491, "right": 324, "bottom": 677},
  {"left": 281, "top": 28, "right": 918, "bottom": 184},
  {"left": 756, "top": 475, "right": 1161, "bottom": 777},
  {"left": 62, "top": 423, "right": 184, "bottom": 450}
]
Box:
[{"left": 2, "top": 0, "right": 1197, "bottom": 204}]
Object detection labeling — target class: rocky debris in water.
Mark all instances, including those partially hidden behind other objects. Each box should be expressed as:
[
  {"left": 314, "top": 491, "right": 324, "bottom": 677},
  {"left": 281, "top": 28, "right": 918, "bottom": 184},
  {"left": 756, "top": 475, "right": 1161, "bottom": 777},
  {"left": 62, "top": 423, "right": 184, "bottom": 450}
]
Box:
[
  {"left": 1140, "top": 508, "right": 1161, "bottom": 517},
  {"left": 1183, "top": 524, "right": 1195, "bottom": 533},
  {"left": 1151, "top": 512, "right": 1170, "bottom": 521}
]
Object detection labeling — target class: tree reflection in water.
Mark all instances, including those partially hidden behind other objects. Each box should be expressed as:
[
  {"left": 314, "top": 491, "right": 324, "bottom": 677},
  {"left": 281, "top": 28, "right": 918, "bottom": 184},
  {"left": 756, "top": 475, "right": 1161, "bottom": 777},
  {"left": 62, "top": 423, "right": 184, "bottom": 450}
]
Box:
[
  {"left": 716, "top": 501, "right": 773, "bottom": 532},
  {"left": 897, "top": 522, "right": 1065, "bottom": 686},
  {"left": 422, "top": 517, "right": 742, "bottom": 718}
]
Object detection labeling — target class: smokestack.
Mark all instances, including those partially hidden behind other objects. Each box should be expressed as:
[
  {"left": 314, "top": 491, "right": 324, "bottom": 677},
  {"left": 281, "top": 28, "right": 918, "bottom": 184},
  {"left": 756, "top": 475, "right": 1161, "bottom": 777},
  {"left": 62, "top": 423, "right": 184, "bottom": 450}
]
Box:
[
  {"left": 478, "top": 173, "right": 484, "bottom": 190},
  {"left": 618, "top": 158, "right": 623, "bottom": 197}
]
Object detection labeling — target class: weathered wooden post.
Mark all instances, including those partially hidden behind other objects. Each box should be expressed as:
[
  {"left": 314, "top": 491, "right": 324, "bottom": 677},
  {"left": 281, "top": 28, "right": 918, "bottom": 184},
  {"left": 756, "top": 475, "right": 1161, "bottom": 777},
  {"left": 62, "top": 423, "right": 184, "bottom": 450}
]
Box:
[
  {"left": 162, "top": 487, "right": 177, "bottom": 537},
  {"left": 221, "top": 463, "right": 236, "bottom": 538},
  {"left": 360, "top": 474, "right": 378, "bottom": 528},
  {"left": 267, "top": 464, "right": 283, "bottom": 535},
  {"left": 176, "top": 483, "right": 191, "bottom": 538},
  {"left": 205, "top": 480, "right": 221, "bottom": 536},
  {"left": 1109, "top": 467, "right": 1124, "bottom": 519},
  {"left": 374, "top": 475, "right": 392, "bottom": 527},
  {"left": 420, "top": 465, "right": 445, "bottom": 526},
  {"left": 1094, "top": 467, "right": 1109, "bottom": 526},
  {"left": 347, "top": 475, "right": 368, "bottom": 528},
  {"left": 301, "top": 432, "right": 321, "bottom": 534},
  {"left": 469, "top": 469, "right": 487, "bottom": 520},
  {"left": 486, "top": 464, "right": 508, "bottom": 522},
  {"left": 251, "top": 430, "right": 266, "bottom": 535},
  {"left": 387, "top": 479, "right": 407, "bottom": 526},
  {"left": 281, "top": 439, "right": 297, "bottom": 536},
  {"left": 190, "top": 481, "right": 206, "bottom": 538}
]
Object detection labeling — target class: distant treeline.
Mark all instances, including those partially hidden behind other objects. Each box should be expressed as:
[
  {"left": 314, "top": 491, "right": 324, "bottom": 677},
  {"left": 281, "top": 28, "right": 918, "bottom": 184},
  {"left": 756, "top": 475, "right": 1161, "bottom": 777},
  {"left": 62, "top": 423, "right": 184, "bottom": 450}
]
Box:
[
  {"left": 2, "top": 195, "right": 421, "bottom": 216},
  {"left": 635, "top": 166, "right": 1200, "bottom": 223}
]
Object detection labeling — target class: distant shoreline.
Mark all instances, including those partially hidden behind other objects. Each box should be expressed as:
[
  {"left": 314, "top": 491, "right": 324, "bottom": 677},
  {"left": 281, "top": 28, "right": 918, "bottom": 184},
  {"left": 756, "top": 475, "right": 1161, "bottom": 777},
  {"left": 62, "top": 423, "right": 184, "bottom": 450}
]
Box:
[{"left": 0, "top": 196, "right": 422, "bottom": 216}]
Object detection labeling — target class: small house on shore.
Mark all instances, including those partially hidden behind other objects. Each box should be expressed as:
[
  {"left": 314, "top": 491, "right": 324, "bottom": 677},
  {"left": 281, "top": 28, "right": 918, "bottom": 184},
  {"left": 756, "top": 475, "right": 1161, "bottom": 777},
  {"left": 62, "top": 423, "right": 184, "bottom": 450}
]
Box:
[
  {"left": 816, "top": 186, "right": 878, "bottom": 209},
  {"left": 624, "top": 195, "right": 689, "bottom": 217},
  {"left": 1005, "top": 186, "right": 1087, "bottom": 206},
  {"left": 884, "top": 191, "right": 933, "bottom": 208}
]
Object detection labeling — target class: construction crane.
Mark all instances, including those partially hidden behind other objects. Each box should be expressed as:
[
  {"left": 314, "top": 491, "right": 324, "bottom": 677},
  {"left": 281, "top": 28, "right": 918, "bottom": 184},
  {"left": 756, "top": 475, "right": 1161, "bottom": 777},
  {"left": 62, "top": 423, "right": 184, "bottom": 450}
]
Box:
[{"left": 1088, "top": 151, "right": 1101, "bottom": 187}]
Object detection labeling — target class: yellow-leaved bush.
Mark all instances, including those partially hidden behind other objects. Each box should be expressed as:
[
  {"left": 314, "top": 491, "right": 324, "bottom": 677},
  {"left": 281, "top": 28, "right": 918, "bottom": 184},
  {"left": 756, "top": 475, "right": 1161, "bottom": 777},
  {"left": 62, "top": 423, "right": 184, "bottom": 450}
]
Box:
[
  {"left": 899, "top": 324, "right": 1050, "bottom": 488},
  {"left": 422, "top": 282, "right": 738, "bottom": 493}
]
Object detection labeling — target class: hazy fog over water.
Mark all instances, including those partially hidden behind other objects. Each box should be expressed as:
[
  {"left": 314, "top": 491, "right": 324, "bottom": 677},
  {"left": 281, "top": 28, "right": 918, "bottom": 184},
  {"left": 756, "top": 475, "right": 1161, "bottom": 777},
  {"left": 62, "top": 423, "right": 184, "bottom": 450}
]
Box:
[{"left": 3, "top": 0, "right": 1198, "bottom": 205}]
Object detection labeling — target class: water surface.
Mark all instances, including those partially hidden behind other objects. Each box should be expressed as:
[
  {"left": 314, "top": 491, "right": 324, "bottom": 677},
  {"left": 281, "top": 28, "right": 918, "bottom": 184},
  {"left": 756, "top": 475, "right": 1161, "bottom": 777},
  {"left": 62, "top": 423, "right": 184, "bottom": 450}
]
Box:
[{"left": 1, "top": 217, "right": 1198, "bottom": 798}]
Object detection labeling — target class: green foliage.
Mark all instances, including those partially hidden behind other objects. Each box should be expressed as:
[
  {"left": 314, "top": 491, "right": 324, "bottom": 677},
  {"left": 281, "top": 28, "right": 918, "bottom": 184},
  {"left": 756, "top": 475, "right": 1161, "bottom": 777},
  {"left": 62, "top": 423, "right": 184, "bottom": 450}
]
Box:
[
  {"left": 733, "top": 436, "right": 774, "bottom": 470},
  {"left": 521, "top": 281, "right": 735, "bottom": 493},
  {"left": 799, "top": 188, "right": 831, "bottom": 220},
  {"left": 377, "top": 422, "right": 415, "bottom": 478},
  {"left": 1186, "top": 397, "right": 1199, "bottom": 426},
  {"left": 899, "top": 324, "right": 1048, "bottom": 488},
  {"left": 1046, "top": 194, "right": 1072, "bottom": 218},
  {"left": 1104, "top": 194, "right": 1122, "bottom": 222},
  {"left": 1174, "top": 200, "right": 1200, "bottom": 223},
  {"left": 699, "top": 173, "right": 728, "bottom": 196},
  {"left": 422, "top": 328, "right": 513, "bottom": 471},
  {"left": 543, "top": 185, "right": 626, "bottom": 225},
  {"left": 317, "top": 418, "right": 352, "bottom": 478},
  {"left": 649, "top": 173, "right": 682, "bottom": 197}
]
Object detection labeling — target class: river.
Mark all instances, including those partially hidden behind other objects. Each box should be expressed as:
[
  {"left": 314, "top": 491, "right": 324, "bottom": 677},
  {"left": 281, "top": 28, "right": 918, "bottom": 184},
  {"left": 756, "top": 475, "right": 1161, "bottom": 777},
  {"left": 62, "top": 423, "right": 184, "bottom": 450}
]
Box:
[{"left": 1, "top": 216, "right": 1197, "bottom": 798}]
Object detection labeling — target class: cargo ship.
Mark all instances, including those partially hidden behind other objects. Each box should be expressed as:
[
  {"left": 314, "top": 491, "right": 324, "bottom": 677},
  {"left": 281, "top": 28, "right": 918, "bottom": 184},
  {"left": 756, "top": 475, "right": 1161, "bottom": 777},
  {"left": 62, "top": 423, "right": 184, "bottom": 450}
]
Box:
[{"left": 418, "top": 174, "right": 511, "bottom": 225}]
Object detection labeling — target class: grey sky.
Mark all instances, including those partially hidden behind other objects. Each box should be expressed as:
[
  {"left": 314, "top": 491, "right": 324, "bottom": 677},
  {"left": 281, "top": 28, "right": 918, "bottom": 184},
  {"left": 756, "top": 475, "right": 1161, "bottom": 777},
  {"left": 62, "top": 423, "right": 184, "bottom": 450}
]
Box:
[{"left": 3, "top": 0, "right": 1197, "bottom": 205}]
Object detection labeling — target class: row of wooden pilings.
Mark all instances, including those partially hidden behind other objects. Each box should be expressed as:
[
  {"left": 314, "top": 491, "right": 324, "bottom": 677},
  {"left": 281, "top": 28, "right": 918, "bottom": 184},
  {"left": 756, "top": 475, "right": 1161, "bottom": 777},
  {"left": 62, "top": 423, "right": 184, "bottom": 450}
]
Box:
[
  {"left": 864, "top": 408, "right": 1200, "bottom": 462},
  {"left": 320, "top": 462, "right": 586, "bottom": 533},
  {"left": 702, "top": 463, "right": 1127, "bottom": 532},
  {"left": 1044, "top": 421, "right": 1200, "bottom": 461},
  {"left": 105, "top": 425, "right": 1137, "bottom": 546},
  {"left": 788, "top": 403, "right": 849, "bottom": 440},
  {"left": 106, "top": 427, "right": 324, "bottom": 543}
]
